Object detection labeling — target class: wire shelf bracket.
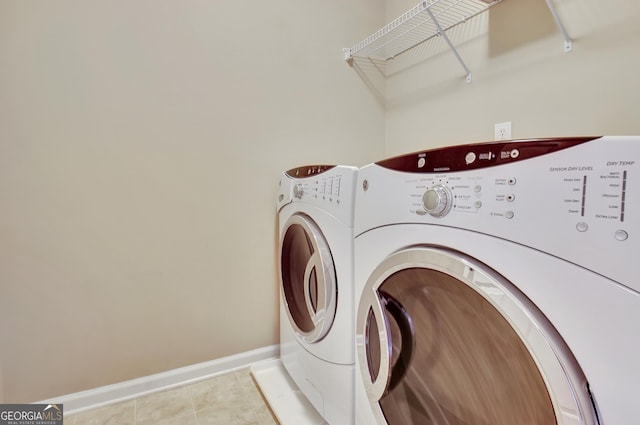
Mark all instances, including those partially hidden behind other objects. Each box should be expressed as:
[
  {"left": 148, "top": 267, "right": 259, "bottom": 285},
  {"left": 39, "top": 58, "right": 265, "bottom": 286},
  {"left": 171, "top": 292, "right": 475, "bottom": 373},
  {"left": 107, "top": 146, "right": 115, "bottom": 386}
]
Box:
[
  {"left": 425, "top": 6, "right": 473, "bottom": 83},
  {"left": 545, "top": 0, "right": 572, "bottom": 52}
]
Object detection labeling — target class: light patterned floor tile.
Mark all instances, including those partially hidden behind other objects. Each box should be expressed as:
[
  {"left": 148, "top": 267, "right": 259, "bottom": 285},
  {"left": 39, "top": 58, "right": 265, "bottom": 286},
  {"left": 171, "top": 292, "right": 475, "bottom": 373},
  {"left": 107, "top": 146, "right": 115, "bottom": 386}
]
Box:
[
  {"left": 189, "top": 372, "right": 245, "bottom": 412},
  {"left": 196, "top": 404, "right": 260, "bottom": 425},
  {"left": 135, "top": 386, "right": 193, "bottom": 425},
  {"left": 254, "top": 404, "right": 279, "bottom": 425},
  {"left": 153, "top": 411, "right": 198, "bottom": 425},
  {"left": 70, "top": 400, "right": 135, "bottom": 425}
]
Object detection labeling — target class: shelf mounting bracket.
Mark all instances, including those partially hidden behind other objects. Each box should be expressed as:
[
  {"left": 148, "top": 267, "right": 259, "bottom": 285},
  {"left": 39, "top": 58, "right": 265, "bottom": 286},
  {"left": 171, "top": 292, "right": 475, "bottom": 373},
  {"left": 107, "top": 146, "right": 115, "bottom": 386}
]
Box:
[
  {"left": 425, "top": 6, "right": 472, "bottom": 83},
  {"left": 545, "top": 0, "right": 572, "bottom": 52}
]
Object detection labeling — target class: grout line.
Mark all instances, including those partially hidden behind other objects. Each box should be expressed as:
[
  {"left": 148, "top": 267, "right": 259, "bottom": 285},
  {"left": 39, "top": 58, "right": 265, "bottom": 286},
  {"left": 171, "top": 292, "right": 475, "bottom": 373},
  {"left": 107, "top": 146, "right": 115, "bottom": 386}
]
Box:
[{"left": 188, "top": 381, "right": 199, "bottom": 425}]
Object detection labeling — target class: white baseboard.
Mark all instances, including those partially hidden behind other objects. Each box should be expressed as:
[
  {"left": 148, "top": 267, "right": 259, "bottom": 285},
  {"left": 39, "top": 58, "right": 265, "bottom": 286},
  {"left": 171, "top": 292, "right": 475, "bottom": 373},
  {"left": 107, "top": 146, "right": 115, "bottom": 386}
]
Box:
[{"left": 38, "top": 345, "right": 279, "bottom": 416}]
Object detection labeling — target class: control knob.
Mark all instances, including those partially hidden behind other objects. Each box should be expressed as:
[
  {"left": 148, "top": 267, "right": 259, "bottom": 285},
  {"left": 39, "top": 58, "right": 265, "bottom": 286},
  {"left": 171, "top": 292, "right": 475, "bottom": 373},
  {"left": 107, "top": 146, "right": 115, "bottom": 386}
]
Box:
[
  {"left": 422, "top": 185, "right": 453, "bottom": 217},
  {"left": 293, "top": 184, "right": 304, "bottom": 199}
]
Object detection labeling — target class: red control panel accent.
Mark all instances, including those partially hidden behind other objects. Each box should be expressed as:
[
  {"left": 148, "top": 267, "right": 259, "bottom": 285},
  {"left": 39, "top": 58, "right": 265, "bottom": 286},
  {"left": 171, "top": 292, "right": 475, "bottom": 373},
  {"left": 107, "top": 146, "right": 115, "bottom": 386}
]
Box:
[
  {"left": 286, "top": 165, "right": 336, "bottom": 178},
  {"left": 376, "top": 137, "right": 600, "bottom": 173}
]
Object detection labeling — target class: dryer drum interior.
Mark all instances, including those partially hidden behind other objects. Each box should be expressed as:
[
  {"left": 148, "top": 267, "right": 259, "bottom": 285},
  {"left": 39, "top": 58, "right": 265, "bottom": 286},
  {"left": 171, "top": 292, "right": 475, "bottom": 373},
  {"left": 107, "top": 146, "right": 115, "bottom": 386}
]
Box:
[
  {"left": 357, "top": 247, "right": 600, "bottom": 425},
  {"left": 280, "top": 213, "right": 337, "bottom": 343}
]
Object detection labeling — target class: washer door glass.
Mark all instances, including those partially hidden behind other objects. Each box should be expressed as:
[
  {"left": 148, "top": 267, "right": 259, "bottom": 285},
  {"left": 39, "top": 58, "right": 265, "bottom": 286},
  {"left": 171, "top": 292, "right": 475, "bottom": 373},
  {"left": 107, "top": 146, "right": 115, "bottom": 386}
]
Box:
[
  {"left": 357, "top": 247, "right": 598, "bottom": 425},
  {"left": 281, "top": 213, "right": 337, "bottom": 343}
]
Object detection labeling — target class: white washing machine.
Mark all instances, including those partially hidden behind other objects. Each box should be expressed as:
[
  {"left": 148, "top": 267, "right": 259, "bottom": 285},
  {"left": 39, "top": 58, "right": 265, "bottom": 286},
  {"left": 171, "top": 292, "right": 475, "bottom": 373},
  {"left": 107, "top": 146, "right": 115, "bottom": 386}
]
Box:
[
  {"left": 278, "top": 164, "right": 357, "bottom": 425},
  {"left": 353, "top": 136, "right": 640, "bottom": 425}
]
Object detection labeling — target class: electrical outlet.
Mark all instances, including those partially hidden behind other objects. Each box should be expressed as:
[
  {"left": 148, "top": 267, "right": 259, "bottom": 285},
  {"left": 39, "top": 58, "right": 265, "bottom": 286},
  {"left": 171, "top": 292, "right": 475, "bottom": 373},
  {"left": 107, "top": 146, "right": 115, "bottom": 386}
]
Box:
[{"left": 494, "top": 121, "right": 512, "bottom": 141}]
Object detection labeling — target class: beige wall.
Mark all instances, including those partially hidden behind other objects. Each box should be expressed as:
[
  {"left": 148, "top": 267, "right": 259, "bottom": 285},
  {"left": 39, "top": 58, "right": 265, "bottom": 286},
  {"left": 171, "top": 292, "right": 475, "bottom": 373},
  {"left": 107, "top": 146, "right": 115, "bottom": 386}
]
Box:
[
  {"left": 0, "top": 0, "right": 385, "bottom": 402},
  {"left": 383, "top": 0, "right": 640, "bottom": 155},
  {"left": 5, "top": 0, "right": 636, "bottom": 405}
]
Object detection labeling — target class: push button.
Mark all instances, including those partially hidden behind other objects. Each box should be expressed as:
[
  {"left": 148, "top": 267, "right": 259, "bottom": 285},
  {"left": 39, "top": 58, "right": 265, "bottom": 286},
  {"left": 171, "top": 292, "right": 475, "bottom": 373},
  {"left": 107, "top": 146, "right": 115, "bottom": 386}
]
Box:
[{"left": 615, "top": 230, "right": 628, "bottom": 241}]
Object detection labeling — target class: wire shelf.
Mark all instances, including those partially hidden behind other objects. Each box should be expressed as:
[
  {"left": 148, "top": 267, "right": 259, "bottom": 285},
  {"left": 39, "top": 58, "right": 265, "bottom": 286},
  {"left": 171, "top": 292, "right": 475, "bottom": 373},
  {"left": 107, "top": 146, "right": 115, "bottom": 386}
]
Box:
[
  {"left": 344, "top": 0, "right": 571, "bottom": 83},
  {"left": 345, "top": 0, "right": 502, "bottom": 62}
]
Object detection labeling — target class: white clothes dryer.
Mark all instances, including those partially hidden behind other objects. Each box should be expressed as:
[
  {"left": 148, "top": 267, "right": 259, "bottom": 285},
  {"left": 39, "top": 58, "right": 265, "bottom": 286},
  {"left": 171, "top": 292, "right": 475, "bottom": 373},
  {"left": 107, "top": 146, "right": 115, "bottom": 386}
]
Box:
[
  {"left": 278, "top": 164, "right": 357, "bottom": 425},
  {"left": 353, "top": 136, "right": 640, "bottom": 425}
]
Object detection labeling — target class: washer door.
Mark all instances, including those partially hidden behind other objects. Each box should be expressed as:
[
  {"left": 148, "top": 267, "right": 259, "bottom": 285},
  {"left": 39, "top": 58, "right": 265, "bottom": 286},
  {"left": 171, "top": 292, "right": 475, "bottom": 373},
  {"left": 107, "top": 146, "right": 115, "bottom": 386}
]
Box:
[
  {"left": 356, "top": 246, "right": 599, "bottom": 425},
  {"left": 280, "top": 213, "right": 337, "bottom": 343}
]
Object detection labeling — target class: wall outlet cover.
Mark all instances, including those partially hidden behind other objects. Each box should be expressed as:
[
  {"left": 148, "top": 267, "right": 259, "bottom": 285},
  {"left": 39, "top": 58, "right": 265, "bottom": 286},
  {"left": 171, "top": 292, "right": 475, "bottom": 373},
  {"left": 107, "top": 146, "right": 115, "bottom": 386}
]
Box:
[{"left": 495, "top": 121, "right": 512, "bottom": 140}]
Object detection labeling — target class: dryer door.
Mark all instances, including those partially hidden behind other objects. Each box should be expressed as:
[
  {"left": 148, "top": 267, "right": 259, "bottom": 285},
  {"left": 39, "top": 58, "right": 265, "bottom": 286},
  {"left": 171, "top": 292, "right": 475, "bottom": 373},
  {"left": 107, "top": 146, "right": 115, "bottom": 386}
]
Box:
[
  {"left": 280, "top": 213, "right": 337, "bottom": 343},
  {"left": 356, "top": 246, "right": 599, "bottom": 425}
]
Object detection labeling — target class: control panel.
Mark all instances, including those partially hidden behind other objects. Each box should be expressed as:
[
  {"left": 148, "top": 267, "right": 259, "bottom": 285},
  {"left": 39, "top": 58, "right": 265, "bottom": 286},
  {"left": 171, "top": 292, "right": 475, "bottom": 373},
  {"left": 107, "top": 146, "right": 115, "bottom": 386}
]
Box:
[
  {"left": 356, "top": 136, "right": 639, "bottom": 291},
  {"left": 403, "top": 165, "right": 630, "bottom": 228},
  {"left": 278, "top": 164, "right": 358, "bottom": 225},
  {"left": 292, "top": 173, "right": 346, "bottom": 204}
]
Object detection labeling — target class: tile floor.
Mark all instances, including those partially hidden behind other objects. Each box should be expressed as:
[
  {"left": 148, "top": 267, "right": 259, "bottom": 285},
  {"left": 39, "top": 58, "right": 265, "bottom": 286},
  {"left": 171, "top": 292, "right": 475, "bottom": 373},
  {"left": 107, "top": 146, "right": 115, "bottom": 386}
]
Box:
[{"left": 65, "top": 368, "right": 279, "bottom": 425}]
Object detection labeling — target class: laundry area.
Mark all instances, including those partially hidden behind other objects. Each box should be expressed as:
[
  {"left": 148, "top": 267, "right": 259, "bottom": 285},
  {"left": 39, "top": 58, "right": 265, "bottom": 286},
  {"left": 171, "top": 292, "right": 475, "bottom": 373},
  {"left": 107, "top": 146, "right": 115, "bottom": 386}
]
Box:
[{"left": 1, "top": 1, "right": 639, "bottom": 425}]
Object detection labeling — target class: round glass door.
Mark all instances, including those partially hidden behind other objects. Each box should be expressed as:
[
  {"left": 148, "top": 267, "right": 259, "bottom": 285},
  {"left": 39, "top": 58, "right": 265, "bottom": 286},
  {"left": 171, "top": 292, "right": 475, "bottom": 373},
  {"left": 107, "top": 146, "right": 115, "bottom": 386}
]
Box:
[
  {"left": 280, "top": 213, "right": 337, "bottom": 343},
  {"left": 356, "top": 246, "right": 599, "bottom": 425}
]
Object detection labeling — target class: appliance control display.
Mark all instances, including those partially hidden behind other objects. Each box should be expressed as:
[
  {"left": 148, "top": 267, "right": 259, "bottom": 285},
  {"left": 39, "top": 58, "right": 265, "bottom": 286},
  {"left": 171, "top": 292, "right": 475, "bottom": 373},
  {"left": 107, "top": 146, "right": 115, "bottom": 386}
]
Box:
[
  {"left": 399, "top": 153, "right": 635, "bottom": 248},
  {"left": 410, "top": 174, "right": 518, "bottom": 218},
  {"left": 285, "top": 165, "right": 357, "bottom": 227},
  {"left": 374, "top": 138, "right": 634, "bottom": 243},
  {"left": 407, "top": 163, "right": 634, "bottom": 227},
  {"left": 284, "top": 165, "right": 356, "bottom": 212},
  {"left": 553, "top": 165, "right": 630, "bottom": 223},
  {"left": 290, "top": 175, "right": 348, "bottom": 206}
]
